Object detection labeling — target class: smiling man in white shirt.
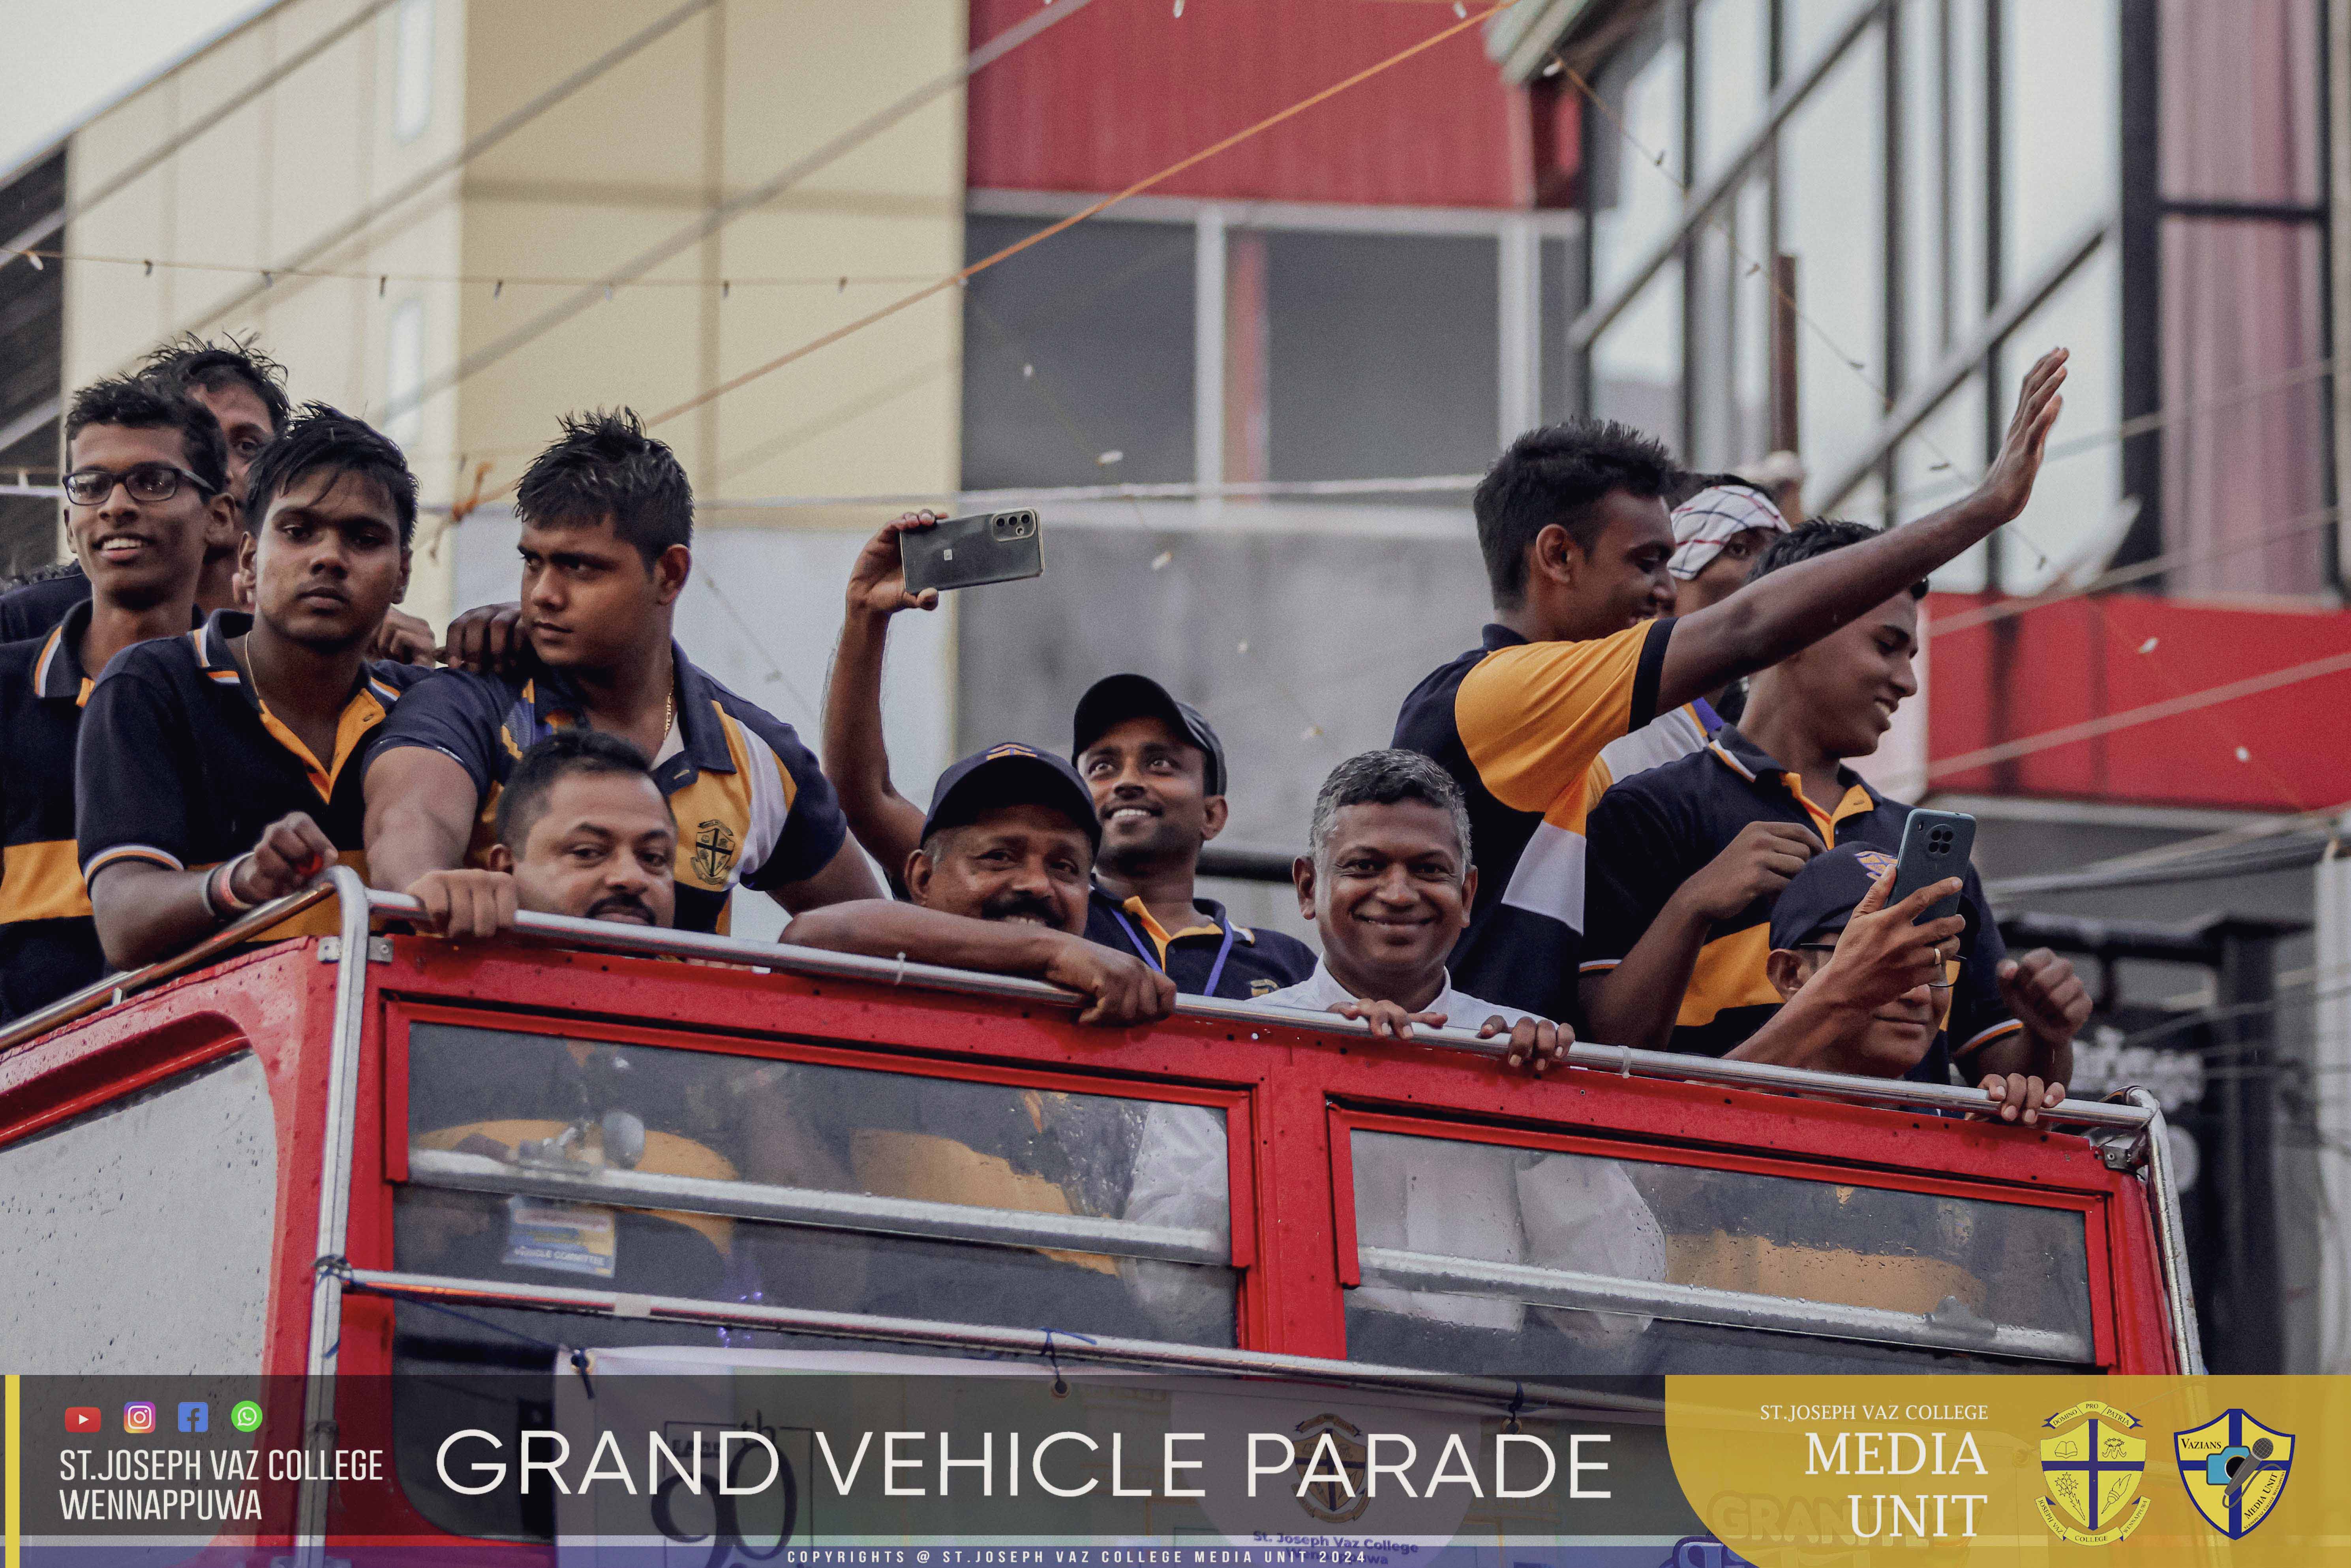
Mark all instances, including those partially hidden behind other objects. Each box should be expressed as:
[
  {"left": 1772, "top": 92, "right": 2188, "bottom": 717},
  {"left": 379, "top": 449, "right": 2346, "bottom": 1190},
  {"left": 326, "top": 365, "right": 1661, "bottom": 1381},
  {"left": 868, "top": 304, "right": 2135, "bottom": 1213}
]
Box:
[{"left": 1123, "top": 751, "right": 1666, "bottom": 1367}]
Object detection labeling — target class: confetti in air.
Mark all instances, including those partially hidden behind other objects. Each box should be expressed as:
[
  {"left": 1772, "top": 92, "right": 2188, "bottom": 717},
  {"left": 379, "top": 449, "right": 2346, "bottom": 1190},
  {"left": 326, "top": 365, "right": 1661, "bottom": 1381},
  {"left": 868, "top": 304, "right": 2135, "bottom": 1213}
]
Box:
[
  {"left": 1300, "top": 725, "right": 1323, "bottom": 740},
  {"left": 1150, "top": 550, "right": 1174, "bottom": 571},
  {"left": 2235, "top": 746, "right": 2251, "bottom": 762},
  {"left": 1022, "top": 364, "right": 1035, "bottom": 379},
  {"left": 1236, "top": 640, "right": 1249, "bottom": 654},
  {"left": 1096, "top": 450, "right": 1124, "bottom": 466},
  {"left": 1174, "top": 0, "right": 1183, "bottom": 13},
  {"left": 2138, "top": 637, "right": 2159, "bottom": 654}
]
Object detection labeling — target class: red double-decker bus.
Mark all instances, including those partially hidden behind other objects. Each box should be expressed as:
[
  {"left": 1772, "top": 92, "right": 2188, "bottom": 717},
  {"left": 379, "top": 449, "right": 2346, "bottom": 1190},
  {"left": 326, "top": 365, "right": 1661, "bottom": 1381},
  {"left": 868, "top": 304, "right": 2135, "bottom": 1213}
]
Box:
[{"left": 0, "top": 869, "right": 2198, "bottom": 1557}]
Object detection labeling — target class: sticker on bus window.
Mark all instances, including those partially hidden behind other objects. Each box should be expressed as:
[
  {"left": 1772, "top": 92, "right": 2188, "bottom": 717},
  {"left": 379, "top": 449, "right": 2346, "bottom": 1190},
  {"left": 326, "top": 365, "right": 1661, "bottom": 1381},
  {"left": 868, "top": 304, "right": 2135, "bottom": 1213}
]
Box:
[{"left": 504, "top": 1197, "right": 617, "bottom": 1278}]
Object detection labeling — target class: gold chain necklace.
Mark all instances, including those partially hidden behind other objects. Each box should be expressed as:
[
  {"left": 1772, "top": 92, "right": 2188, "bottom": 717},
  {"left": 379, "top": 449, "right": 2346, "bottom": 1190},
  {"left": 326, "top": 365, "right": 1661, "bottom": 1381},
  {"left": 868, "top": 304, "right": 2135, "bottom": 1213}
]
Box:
[{"left": 663, "top": 686, "right": 675, "bottom": 743}]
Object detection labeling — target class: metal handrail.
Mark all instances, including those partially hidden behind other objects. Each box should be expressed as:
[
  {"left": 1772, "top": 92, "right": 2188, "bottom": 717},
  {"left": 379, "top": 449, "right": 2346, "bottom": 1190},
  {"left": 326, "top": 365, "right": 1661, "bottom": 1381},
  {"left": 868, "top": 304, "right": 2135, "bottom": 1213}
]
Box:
[
  {"left": 405, "top": 1146, "right": 1231, "bottom": 1267},
  {"left": 1355, "top": 1246, "right": 2093, "bottom": 1365},
  {"left": 0, "top": 876, "right": 2159, "bottom": 1132},
  {"left": 342, "top": 1266, "right": 1665, "bottom": 1419}
]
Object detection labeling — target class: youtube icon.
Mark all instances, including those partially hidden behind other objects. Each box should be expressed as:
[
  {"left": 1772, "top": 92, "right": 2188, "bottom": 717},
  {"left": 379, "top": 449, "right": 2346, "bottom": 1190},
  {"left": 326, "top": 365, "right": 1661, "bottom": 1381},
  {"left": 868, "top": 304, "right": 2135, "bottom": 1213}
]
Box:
[{"left": 64, "top": 1407, "right": 101, "bottom": 1434}]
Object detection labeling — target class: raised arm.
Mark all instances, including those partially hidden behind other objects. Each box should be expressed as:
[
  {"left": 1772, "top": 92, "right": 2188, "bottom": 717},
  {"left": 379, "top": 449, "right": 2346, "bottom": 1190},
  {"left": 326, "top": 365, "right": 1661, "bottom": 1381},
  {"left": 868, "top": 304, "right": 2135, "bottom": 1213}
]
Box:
[
  {"left": 1654, "top": 348, "right": 2067, "bottom": 713},
  {"left": 822, "top": 514, "right": 940, "bottom": 879},
  {"left": 781, "top": 900, "right": 1174, "bottom": 1026},
  {"left": 363, "top": 747, "right": 484, "bottom": 893}
]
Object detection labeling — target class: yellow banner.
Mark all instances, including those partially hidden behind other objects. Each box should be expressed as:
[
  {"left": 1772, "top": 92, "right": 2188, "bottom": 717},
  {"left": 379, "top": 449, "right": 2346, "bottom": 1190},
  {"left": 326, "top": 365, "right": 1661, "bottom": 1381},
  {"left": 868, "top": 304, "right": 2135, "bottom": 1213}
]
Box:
[{"left": 1663, "top": 1375, "right": 2348, "bottom": 1566}]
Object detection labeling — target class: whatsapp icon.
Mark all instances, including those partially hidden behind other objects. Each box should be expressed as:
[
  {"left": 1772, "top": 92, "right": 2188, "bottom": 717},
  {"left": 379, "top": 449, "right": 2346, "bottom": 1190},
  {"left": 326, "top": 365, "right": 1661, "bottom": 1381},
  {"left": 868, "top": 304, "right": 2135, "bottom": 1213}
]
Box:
[{"left": 229, "top": 1401, "right": 263, "bottom": 1433}]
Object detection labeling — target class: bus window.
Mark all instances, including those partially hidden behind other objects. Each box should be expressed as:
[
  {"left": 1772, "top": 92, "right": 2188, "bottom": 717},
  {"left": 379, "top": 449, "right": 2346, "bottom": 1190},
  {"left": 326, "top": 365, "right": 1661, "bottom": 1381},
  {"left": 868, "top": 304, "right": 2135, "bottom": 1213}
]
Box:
[
  {"left": 0, "top": 1050, "right": 276, "bottom": 1374},
  {"left": 398, "top": 1023, "right": 1237, "bottom": 1353},
  {"left": 1342, "top": 1127, "right": 2097, "bottom": 1375}
]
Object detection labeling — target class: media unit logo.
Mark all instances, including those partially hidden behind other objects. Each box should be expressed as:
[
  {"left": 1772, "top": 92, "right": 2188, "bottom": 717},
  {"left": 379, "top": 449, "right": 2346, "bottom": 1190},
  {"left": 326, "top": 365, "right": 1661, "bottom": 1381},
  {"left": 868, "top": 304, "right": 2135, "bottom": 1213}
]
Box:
[
  {"left": 2174, "top": 1410, "right": 2294, "bottom": 1539},
  {"left": 2036, "top": 1400, "right": 2148, "bottom": 1545}
]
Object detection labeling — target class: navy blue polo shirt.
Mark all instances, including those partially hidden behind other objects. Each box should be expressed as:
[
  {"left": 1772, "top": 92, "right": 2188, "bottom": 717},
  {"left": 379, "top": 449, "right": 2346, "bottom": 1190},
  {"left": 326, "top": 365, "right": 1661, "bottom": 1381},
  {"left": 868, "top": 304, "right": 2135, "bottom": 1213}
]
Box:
[
  {"left": 0, "top": 565, "right": 90, "bottom": 643},
  {"left": 1580, "top": 723, "right": 2022, "bottom": 1082},
  {"left": 76, "top": 610, "right": 431, "bottom": 943},
  {"left": 367, "top": 647, "right": 848, "bottom": 934},
  {"left": 0, "top": 601, "right": 109, "bottom": 1018},
  {"left": 1391, "top": 618, "right": 1672, "bottom": 1024},
  {"left": 1083, "top": 885, "right": 1315, "bottom": 1000}
]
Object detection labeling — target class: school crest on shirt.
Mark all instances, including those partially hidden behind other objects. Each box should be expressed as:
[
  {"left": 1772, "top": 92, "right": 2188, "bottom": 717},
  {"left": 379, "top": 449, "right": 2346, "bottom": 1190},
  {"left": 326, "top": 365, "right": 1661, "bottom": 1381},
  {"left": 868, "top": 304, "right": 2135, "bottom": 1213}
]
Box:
[
  {"left": 1249, "top": 978, "right": 1280, "bottom": 998},
  {"left": 691, "top": 819, "right": 737, "bottom": 885}
]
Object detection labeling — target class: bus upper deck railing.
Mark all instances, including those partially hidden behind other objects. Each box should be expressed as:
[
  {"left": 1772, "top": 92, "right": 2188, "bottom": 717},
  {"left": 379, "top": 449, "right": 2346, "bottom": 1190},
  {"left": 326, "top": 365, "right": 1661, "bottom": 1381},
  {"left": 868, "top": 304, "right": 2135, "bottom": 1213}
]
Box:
[{"left": 0, "top": 869, "right": 2207, "bottom": 1381}]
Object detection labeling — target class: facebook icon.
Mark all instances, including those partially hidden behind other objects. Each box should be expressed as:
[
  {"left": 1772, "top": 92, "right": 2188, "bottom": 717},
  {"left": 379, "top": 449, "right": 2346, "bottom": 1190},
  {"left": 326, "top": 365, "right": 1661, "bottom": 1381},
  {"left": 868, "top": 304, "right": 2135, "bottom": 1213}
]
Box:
[{"left": 177, "top": 1402, "right": 207, "bottom": 1433}]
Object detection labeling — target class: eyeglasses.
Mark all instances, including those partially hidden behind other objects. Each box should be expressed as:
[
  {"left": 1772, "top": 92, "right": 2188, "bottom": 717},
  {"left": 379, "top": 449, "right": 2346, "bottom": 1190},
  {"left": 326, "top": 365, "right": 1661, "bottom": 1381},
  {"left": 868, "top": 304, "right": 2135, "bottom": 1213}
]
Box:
[{"left": 62, "top": 463, "right": 217, "bottom": 507}]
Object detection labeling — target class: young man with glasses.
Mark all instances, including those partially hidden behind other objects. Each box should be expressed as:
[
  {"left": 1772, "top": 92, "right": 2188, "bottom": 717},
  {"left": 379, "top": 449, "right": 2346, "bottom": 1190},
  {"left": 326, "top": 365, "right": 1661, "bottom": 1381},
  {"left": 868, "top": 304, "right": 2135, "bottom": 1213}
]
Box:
[
  {"left": 0, "top": 335, "right": 435, "bottom": 662},
  {"left": 0, "top": 378, "right": 235, "bottom": 1017},
  {"left": 76, "top": 406, "right": 430, "bottom": 969}
]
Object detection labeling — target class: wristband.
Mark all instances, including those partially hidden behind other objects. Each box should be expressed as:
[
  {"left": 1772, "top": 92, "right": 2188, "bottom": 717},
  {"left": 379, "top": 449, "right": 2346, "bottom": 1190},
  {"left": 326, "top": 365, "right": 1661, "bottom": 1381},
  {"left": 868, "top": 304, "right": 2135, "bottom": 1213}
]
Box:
[{"left": 206, "top": 854, "right": 257, "bottom": 921}]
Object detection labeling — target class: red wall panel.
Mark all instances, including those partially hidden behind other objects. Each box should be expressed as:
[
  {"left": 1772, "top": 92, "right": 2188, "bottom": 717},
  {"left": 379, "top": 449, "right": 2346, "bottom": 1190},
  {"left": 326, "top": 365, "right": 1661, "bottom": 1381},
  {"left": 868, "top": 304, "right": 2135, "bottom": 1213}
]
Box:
[
  {"left": 1926, "top": 591, "right": 2351, "bottom": 813},
  {"left": 968, "top": 0, "right": 1527, "bottom": 208}
]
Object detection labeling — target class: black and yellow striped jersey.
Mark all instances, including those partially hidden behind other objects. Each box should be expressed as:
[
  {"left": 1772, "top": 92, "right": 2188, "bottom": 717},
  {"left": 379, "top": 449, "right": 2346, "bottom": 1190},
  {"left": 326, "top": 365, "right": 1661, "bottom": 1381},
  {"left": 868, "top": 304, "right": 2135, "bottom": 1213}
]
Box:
[
  {"left": 1581, "top": 722, "right": 2023, "bottom": 1078},
  {"left": 75, "top": 611, "right": 430, "bottom": 943},
  {"left": 366, "top": 645, "right": 848, "bottom": 935},
  {"left": 0, "top": 601, "right": 109, "bottom": 1019},
  {"left": 1392, "top": 618, "right": 1673, "bottom": 1024}
]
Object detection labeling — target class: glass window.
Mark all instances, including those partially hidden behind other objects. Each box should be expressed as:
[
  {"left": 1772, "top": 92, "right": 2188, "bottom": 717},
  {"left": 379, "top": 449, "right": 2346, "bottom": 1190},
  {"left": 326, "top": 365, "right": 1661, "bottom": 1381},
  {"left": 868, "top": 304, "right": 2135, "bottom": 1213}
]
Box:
[
  {"left": 1343, "top": 1127, "right": 2095, "bottom": 1375},
  {"left": 2160, "top": 219, "right": 2330, "bottom": 596},
  {"left": 1587, "top": 11, "right": 1687, "bottom": 302},
  {"left": 960, "top": 216, "right": 1195, "bottom": 490},
  {"left": 1692, "top": 0, "right": 1769, "bottom": 186},
  {"left": 2159, "top": 0, "right": 2320, "bottom": 205},
  {"left": 1788, "top": 0, "right": 1881, "bottom": 64},
  {"left": 2004, "top": 0, "right": 2117, "bottom": 287},
  {"left": 392, "top": 0, "right": 434, "bottom": 143},
  {"left": 0, "top": 1052, "right": 277, "bottom": 1373},
  {"left": 1592, "top": 257, "right": 1683, "bottom": 454},
  {"left": 398, "top": 1024, "right": 1236, "bottom": 1349},
  {"left": 1998, "top": 245, "right": 2121, "bottom": 593},
  {"left": 1779, "top": 27, "right": 1887, "bottom": 488},
  {"left": 1263, "top": 231, "right": 1499, "bottom": 482},
  {"left": 1893, "top": 375, "right": 1989, "bottom": 591}
]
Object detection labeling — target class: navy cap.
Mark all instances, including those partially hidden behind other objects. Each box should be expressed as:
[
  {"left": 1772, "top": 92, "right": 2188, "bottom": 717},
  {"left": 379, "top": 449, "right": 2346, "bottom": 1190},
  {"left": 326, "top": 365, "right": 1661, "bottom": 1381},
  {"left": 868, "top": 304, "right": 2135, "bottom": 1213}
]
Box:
[
  {"left": 1071, "top": 673, "right": 1228, "bottom": 796},
  {"left": 922, "top": 742, "right": 1102, "bottom": 850},
  {"left": 1767, "top": 843, "right": 1901, "bottom": 951}
]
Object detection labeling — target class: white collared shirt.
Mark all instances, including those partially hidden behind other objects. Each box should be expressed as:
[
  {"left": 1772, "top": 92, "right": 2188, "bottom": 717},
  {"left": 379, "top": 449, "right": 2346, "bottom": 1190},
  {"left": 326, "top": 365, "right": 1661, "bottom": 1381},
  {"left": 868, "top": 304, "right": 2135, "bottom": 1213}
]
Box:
[{"left": 1123, "top": 962, "right": 1665, "bottom": 1340}]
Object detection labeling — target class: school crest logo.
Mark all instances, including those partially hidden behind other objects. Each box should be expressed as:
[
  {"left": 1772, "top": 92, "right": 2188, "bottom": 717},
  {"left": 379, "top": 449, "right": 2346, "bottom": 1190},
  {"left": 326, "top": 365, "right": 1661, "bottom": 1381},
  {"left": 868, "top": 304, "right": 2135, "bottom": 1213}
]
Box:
[
  {"left": 2036, "top": 1400, "right": 2150, "bottom": 1545},
  {"left": 1854, "top": 848, "right": 1897, "bottom": 878},
  {"left": 1289, "top": 1413, "right": 1372, "bottom": 1524},
  {"left": 2175, "top": 1410, "right": 2293, "bottom": 1539},
  {"left": 691, "top": 819, "right": 738, "bottom": 885},
  {"left": 1248, "top": 978, "right": 1280, "bottom": 998}
]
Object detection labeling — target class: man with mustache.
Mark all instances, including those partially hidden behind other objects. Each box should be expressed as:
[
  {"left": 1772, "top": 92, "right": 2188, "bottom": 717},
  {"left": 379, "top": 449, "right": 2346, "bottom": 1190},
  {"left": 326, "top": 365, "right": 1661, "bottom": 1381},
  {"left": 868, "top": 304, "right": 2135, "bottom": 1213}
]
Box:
[
  {"left": 0, "top": 377, "right": 234, "bottom": 1017},
  {"left": 76, "top": 405, "right": 428, "bottom": 968},
  {"left": 823, "top": 514, "right": 1312, "bottom": 998},
  {"left": 417, "top": 735, "right": 1174, "bottom": 1028},
  {"left": 1582, "top": 521, "right": 2091, "bottom": 1120}
]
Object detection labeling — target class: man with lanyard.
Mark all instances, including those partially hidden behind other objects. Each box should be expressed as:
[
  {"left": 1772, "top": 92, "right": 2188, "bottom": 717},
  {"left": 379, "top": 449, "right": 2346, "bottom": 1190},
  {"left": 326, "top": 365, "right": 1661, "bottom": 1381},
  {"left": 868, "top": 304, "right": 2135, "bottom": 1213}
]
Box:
[
  {"left": 77, "top": 406, "right": 429, "bottom": 968},
  {"left": 823, "top": 512, "right": 1313, "bottom": 1000},
  {"left": 0, "top": 378, "right": 234, "bottom": 1017},
  {"left": 1392, "top": 351, "right": 2069, "bottom": 1025},
  {"left": 363, "top": 410, "right": 880, "bottom": 933},
  {"left": 0, "top": 335, "right": 435, "bottom": 661},
  {"left": 1070, "top": 674, "right": 1314, "bottom": 999},
  {"left": 1580, "top": 520, "right": 2090, "bottom": 1117}
]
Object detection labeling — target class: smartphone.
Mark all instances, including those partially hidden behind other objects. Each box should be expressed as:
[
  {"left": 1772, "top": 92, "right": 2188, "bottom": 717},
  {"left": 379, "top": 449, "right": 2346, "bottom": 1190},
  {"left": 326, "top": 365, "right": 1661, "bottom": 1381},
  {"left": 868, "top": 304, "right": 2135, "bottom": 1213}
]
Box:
[
  {"left": 1890, "top": 808, "right": 1976, "bottom": 927},
  {"left": 900, "top": 509, "right": 1043, "bottom": 595}
]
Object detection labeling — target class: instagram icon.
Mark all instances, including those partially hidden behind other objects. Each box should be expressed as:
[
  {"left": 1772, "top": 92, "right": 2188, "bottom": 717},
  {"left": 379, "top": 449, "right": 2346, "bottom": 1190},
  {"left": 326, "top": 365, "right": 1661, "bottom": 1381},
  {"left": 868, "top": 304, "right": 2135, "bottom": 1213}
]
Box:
[{"left": 122, "top": 1402, "right": 156, "bottom": 1434}]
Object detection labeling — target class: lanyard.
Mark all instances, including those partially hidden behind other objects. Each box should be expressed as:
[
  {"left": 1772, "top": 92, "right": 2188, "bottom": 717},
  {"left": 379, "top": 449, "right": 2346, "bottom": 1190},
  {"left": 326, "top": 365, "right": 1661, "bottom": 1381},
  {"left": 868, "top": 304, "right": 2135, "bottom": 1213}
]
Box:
[{"left": 1109, "top": 904, "right": 1240, "bottom": 997}]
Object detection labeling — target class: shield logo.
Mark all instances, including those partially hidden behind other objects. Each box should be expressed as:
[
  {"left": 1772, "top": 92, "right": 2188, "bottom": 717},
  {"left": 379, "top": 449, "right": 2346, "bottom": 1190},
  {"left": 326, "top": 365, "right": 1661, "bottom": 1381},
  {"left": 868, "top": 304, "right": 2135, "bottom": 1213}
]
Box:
[
  {"left": 1289, "top": 1413, "right": 1371, "bottom": 1524},
  {"left": 2036, "top": 1401, "right": 2150, "bottom": 1544},
  {"left": 691, "top": 818, "right": 737, "bottom": 885},
  {"left": 2175, "top": 1410, "right": 2294, "bottom": 1539}
]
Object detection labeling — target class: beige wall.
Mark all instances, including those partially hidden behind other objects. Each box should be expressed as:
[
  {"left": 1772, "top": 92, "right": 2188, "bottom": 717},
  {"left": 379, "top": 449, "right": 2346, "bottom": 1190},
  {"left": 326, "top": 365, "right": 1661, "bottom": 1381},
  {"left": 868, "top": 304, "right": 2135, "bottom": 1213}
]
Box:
[
  {"left": 64, "top": 0, "right": 468, "bottom": 621},
  {"left": 62, "top": 0, "right": 967, "bottom": 641}
]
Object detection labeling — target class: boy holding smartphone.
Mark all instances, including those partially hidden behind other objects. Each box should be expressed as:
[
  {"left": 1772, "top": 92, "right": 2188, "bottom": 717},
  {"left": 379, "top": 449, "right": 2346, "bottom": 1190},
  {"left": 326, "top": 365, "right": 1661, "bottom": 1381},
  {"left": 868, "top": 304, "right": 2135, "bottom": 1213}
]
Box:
[{"left": 1580, "top": 521, "right": 2086, "bottom": 1116}]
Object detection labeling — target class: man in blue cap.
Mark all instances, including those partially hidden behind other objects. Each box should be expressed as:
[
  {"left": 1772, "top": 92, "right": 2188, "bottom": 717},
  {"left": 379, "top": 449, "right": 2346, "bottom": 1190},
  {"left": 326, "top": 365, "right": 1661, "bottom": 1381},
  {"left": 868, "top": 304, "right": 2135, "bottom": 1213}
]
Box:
[{"left": 1755, "top": 843, "right": 2074, "bottom": 1122}]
